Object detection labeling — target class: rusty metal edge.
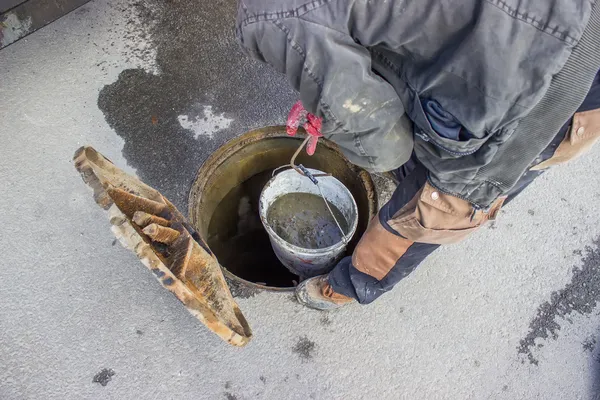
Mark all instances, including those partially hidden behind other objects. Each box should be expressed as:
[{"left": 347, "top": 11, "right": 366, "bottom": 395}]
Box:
[
  {"left": 74, "top": 146, "right": 252, "bottom": 347},
  {"left": 1, "top": 0, "right": 90, "bottom": 49},
  {"left": 187, "top": 126, "right": 377, "bottom": 293}
]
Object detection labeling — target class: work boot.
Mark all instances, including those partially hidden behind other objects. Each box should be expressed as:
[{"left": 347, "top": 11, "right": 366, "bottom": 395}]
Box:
[{"left": 295, "top": 275, "right": 354, "bottom": 311}]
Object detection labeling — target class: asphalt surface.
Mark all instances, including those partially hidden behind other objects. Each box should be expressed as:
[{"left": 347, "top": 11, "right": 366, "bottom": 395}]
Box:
[{"left": 2, "top": 0, "right": 600, "bottom": 399}]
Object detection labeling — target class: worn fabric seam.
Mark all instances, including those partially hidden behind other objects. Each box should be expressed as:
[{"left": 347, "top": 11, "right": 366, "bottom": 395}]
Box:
[
  {"left": 240, "top": 0, "right": 333, "bottom": 27},
  {"left": 485, "top": 0, "right": 577, "bottom": 44}
]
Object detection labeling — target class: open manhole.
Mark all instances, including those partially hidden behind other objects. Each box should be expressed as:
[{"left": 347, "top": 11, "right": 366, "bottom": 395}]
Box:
[{"left": 188, "top": 126, "right": 377, "bottom": 292}]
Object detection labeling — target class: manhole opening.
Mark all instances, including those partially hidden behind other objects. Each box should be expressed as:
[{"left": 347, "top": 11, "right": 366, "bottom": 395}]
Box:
[
  {"left": 207, "top": 169, "right": 300, "bottom": 287},
  {"left": 189, "top": 127, "right": 376, "bottom": 291}
]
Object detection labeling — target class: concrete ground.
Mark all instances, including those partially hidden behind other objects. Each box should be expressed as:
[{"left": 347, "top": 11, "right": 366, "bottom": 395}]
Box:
[{"left": 1, "top": 0, "right": 600, "bottom": 399}]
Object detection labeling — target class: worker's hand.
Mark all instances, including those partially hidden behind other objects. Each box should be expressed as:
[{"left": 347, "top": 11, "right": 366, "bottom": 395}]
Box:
[{"left": 286, "top": 101, "right": 323, "bottom": 155}]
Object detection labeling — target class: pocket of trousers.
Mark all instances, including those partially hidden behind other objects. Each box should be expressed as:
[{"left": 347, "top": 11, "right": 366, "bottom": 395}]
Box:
[{"left": 387, "top": 182, "right": 505, "bottom": 245}]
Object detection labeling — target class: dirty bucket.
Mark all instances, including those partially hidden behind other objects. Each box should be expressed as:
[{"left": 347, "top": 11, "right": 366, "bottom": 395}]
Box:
[{"left": 259, "top": 168, "right": 358, "bottom": 278}]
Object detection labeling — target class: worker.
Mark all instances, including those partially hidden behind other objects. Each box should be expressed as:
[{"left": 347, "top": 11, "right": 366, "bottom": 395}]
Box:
[{"left": 236, "top": 0, "right": 600, "bottom": 310}]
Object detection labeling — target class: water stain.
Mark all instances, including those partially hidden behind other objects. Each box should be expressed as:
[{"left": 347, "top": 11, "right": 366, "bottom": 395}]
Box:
[
  {"left": 92, "top": 368, "right": 115, "bottom": 386},
  {"left": 320, "top": 314, "right": 332, "bottom": 326},
  {"left": 518, "top": 237, "right": 600, "bottom": 365},
  {"left": 293, "top": 336, "right": 316, "bottom": 361},
  {"left": 583, "top": 336, "right": 597, "bottom": 352},
  {"left": 97, "top": 0, "right": 296, "bottom": 210}
]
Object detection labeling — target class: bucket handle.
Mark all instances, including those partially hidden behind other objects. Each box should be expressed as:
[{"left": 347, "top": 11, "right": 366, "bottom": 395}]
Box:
[
  {"left": 271, "top": 136, "right": 351, "bottom": 245},
  {"left": 272, "top": 136, "right": 330, "bottom": 179}
]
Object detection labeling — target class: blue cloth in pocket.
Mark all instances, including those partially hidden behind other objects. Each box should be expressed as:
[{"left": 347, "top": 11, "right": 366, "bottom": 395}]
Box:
[{"left": 423, "top": 100, "right": 472, "bottom": 141}]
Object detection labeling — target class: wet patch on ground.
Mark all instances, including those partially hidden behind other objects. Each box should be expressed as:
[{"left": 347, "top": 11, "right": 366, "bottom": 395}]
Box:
[
  {"left": 518, "top": 237, "right": 600, "bottom": 365},
  {"left": 92, "top": 368, "right": 115, "bottom": 386},
  {"left": 320, "top": 314, "right": 332, "bottom": 326},
  {"left": 97, "top": 0, "right": 296, "bottom": 210},
  {"left": 583, "top": 335, "right": 597, "bottom": 352},
  {"left": 223, "top": 381, "right": 239, "bottom": 400},
  {"left": 293, "top": 336, "right": 316, "bottom": 361}
]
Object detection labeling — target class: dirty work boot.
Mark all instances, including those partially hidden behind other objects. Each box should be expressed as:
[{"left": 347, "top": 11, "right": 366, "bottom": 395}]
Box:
[{"left": 295, "top": 275, "right": 354, "bottom": 311}]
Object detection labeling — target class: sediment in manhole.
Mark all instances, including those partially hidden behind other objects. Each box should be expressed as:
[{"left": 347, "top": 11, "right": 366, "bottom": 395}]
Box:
[{"left": 188, "top": 126, "right": 377, "bottom": 292}]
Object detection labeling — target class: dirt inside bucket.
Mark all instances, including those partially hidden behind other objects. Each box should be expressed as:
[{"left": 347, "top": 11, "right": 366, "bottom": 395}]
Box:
[{"left": 266, "top": 192, "right": 348, "bottom": 249}]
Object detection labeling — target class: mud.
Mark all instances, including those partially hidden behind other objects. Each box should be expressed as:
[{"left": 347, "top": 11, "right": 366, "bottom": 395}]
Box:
[
  {"left": 292, "top": 336, "right": 316, "bottom": 361},
  {"left": 266, "top": 193, "right": 347, "bottom": 249},
  {"left": 92, "top": 369, "right": 115, "bottom": 386}
]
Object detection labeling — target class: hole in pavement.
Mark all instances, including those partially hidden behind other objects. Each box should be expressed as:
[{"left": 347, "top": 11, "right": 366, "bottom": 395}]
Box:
[
  {"left": 189, "top": 127, "right": 377, "bottom": 290},
  {"left": 207, "top": 169, "right": 300, "bottom": 287}
]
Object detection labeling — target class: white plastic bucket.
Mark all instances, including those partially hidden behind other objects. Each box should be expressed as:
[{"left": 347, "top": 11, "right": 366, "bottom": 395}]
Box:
[{"left": 259, "top": 168, "right": 359, "bottom": 278}]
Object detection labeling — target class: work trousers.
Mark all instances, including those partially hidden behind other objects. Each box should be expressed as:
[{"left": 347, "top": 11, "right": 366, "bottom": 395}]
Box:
[{"left": 329, "top": 77, "right": 600, "bottom": 304}]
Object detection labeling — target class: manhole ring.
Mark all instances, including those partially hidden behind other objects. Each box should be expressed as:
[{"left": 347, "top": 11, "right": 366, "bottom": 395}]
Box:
[{"left": 188, "top": 126, "right": 377, "bottom": 293}]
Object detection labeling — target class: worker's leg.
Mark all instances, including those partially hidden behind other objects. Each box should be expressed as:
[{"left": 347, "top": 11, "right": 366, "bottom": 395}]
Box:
[
  {"left": 326, "top": 114, "right": 582, "bottom": 305},
  {"left": 297, "top": 111, "right": 594, "bottom": 307},
  {"left": 295, "top": 160, "right": 438, "bottom": 308},
  {"left": 327, "top": 162, "right": 439, "bottom": 304},
  {"left": 325, "top": 118, "right": 578, "bottom": 305},
  {"left": 297, "top": 73, "right": 600, "bottom": 309}
]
